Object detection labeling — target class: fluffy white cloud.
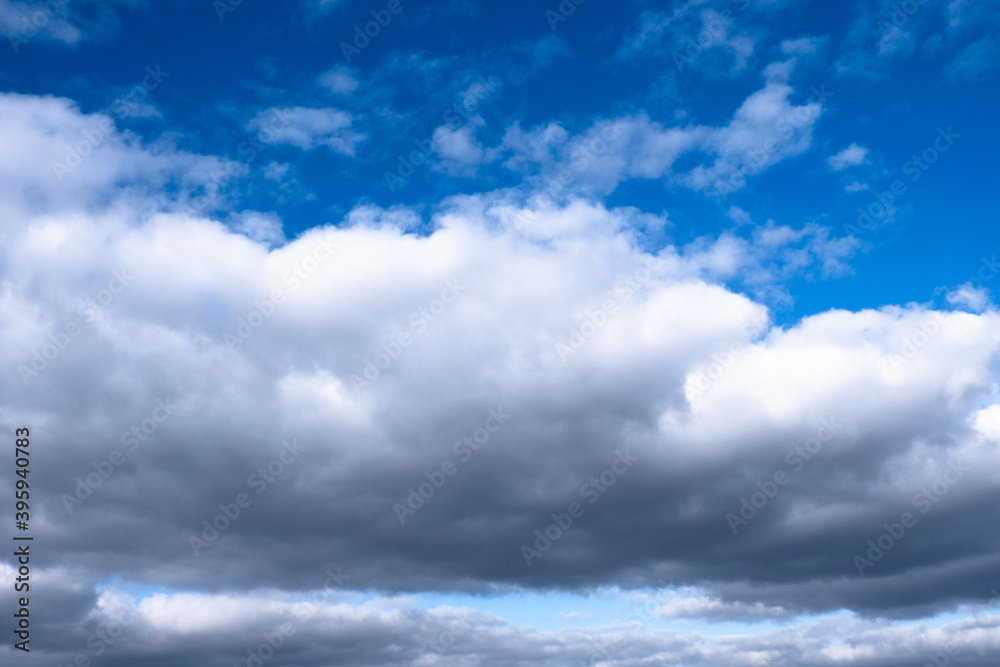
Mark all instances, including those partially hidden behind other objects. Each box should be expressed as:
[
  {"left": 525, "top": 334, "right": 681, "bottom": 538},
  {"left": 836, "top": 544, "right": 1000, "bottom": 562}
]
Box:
[
  {"left": 433, "top": 122, "right": 486, "bottom": 174},
  {"left": 496, "top": 61, "right": 824, "bottom": 199},
  {"left": 827, "top": 143, "right": 869, "bottom": 170},
  {"left": 0, "top": 92, "right": 238, "bottom": 221}
]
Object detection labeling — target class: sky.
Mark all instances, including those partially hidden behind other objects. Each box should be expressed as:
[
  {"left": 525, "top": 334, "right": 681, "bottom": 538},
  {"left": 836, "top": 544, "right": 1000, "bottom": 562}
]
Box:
[{"left": 0, "top": 0, "right": 999, "bottom": 665}]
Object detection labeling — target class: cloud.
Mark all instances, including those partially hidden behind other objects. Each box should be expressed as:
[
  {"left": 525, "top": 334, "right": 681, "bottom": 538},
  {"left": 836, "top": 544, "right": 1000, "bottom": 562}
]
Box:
[
  {"left": 513, "top": 34, "right": 571, "bottom": 71},
  {"left": 1, "top": 89, "right": 1000, "bottom": 666},
  {"left": 947, "top": 283, "right": 992, "bottom": 312},
  {"left": 654, "top": 588, "right": 794, "bottom": 621},
  {"left": 946, "top": 35, "right": 1000, "bottom": 82},
  {"left": 497, "top": 60, "right": 824, "bottom": 199},
  {"left": 246, "top": 106, "right": 365, "bottom": 154},
  {"left": 727, "top": 206, "right": 752, "bottom": 225},
  {"left": 317, "top": 64, "right": 360, "bottom": 95},
  {"left": 827, "top": 143, "right": 869, "bottom": 170},
  {"left": 676, "top": 61, "right": 823, "bottom": 196},
  {"left": 0, "top": 92, "right": 238, "bottom": 219},
  {"left": 432, "top": 122, "right": 486, "bottom": 174},
  {"left": 780, "top": 35, "right": 824, "bottom": 55},
  {"left": 618, "top": 5, "right": 756, "bottom": 75},
  {"left": 6, "top": 583, "right": 1000, "bottom": 666},
  {"left": 0, "top": 0, "right": 82, "bottom": 47},
  {"left": 834, "top": 0, "right": 1000, "bottom": 81}
]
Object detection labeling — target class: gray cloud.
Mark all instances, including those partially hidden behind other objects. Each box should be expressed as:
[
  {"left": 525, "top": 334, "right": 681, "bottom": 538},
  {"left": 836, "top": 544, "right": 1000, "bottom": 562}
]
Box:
[{"left": 1, "top": 90, "right": 999, "bottom": 666}]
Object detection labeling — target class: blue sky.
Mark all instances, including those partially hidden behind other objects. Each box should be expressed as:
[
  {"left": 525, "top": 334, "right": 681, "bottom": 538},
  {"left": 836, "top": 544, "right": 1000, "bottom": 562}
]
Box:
[
  {"left": 2, "top": 0, "right": 1000, "bottom": 665},
  {"left": 3, "top": 0, "right": 997, "bottom": 319}
]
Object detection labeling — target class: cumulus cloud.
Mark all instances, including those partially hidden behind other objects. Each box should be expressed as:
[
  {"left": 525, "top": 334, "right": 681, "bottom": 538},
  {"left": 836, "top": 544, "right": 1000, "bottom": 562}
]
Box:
[
  {"left": 947, "top": 283, "right": 992, "bottom": 312},
  {"left": 1, "top": 89, "right": 1000, "bottom": 666},
  {"left": 827, "top": 143, "right": 869, "bottom": 170},
  {"left": 432, "top": 121, "right": 486, "bottom": 174},
  {"left": 0, "top": 92, "right": 239, "bottom": 219},
  {"left": 496, "top": 60, "right": 824, "bottom": 199}
]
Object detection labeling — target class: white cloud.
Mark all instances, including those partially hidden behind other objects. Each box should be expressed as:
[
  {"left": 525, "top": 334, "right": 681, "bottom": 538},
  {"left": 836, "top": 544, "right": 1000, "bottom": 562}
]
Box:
[
  {"left": 727, "top": 206, "right": 752, "bottom": 225},
  {"left": 678, "top": 60, "right": 823, "bottom": 195},
  {"left": 947, "top": 283, "right": 992, "bottom": 312},
  {"left": 247, "top": 106, "right": 365, "bottom": 154},
  {"left": 318, "top": 64, "right": 360, "bottom": 95},
  {"left": 0, "top": 92, "right": 238, "bottom": 219},
  {"left": 827, "top": 143, "right": 869, "bottom": 170},
  {"left": 228, "top": 211, "right": 287, "bottom": 246},
  {"left": 432, "top": 122, "right": 485, "bottom": 174},
  {"left": 496, "top": 60, "right": 824, "bottom": 199},
  {"left": 655, "top": 589, "right": 793, "bottom": 621},
  {"left": 0, "top": 0, "right": 81, "bottom": 47},
  {"left": 617, "top": 5, "right": 756, "bottom": 74},
  {"left": 972, "top": 405, "right": 1000, "bottom": 441}
]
